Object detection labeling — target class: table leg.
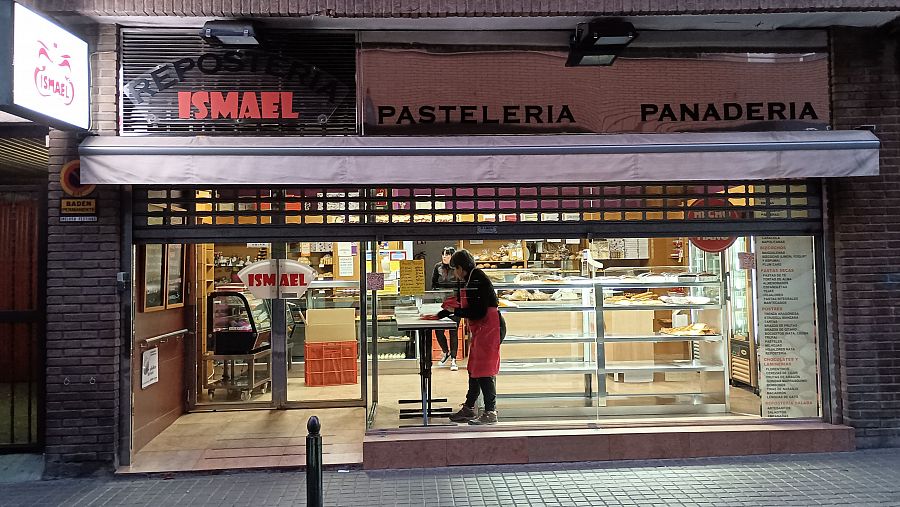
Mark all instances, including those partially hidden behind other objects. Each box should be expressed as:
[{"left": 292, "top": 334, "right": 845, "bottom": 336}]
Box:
[{"left": 419, "top": 329, "right": 430, "bottom": 425}]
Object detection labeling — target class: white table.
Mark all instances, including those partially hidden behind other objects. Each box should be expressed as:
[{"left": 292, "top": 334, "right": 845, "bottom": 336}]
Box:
[{"left": 394, "top": 312, "right": 458, "bottom": 426}]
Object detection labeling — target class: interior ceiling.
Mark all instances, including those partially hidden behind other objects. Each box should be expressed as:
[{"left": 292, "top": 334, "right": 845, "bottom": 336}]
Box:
[{"left": 0, "top": 134, "right": 48, "bottom": 181}]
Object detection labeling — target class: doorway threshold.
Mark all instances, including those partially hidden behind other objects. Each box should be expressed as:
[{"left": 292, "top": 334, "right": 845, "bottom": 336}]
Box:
[{"left": 119, "top": 407, "right": 364, "bottom": 474}]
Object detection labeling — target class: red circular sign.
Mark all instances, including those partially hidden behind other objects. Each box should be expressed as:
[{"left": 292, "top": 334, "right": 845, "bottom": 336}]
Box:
[
  {"left": 688, "top": 198, "right": 739, "bottom": 253},
  {"left": 60, "top": 160, "right": 95, "bottom": 197}
]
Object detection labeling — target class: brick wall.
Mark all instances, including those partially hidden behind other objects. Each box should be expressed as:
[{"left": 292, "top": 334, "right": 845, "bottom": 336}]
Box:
[
  {"left": 830, "top": 25, "right": 900, "bottom": 448},
  {"left": 44, "top": 24, "right": 121, "bottom": 477}
]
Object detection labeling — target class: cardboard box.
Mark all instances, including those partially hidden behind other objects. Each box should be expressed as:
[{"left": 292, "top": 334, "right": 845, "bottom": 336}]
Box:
[{"left": 306, "top": 308, "right": 357, "bottom": 343}]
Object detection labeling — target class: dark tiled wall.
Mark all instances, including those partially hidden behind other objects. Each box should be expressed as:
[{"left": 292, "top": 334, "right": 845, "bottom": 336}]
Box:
[{"left": 44, "top": 24, "right": 122, "bottom": 476}]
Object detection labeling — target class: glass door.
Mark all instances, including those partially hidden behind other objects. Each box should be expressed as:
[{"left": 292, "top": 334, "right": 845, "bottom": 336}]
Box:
[
  {"left": 286, "top": 241, "right": 366, "bottom": 404},
  {"left": 191, "top": 240, "right": 370, "bottom": 408}
]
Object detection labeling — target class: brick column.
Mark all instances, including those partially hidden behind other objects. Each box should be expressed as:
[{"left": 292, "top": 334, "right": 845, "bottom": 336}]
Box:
[
  {"left": 44, "top": 24, "right": 122, "bottom": 476},
  {"left": 830, "top": 25, "right": 900, "bottom": 448}
]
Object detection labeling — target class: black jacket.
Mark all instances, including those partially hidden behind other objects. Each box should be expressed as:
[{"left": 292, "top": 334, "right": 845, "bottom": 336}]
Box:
[
  {"left": 431, "top": 262, "right": 457, "bottom": 290},
  {"left": 438, "top": 268, "right": 498, "bottom": 321}
]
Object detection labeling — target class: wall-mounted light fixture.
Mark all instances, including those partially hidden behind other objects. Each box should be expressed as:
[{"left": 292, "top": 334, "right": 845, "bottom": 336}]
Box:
[
  {"left": 200, "top": 20, "right": 260, "bottom": 46},
  {"left": 565, "top": 20, "right": 638, "bottom": 66}
]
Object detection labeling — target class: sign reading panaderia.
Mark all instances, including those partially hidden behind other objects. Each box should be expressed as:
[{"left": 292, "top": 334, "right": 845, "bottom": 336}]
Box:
[
  {"left": 640, "top": 102, "right": 818, "bottom": 122},
  {"left": 119, "top": 30, "right": 356, "bottom": 134}
]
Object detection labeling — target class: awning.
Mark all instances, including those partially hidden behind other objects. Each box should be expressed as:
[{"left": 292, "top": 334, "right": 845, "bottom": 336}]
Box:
[{"left": 78, "top": 130, "right": 879, "bottom": 185}]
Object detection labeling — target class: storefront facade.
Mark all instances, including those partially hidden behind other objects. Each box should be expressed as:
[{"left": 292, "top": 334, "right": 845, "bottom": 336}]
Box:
[{"left": 27, "top": 2, "right": 900, "bottom": 475}]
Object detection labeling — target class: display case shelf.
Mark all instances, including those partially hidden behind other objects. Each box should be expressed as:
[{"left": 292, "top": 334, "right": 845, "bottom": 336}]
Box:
[
  {"left": 493, "top": 281, "right": 596, "bottom": 290},
  {"left": 503, "top": 334, "right": 595, "bottom": 344},
  {"left": 499, "top": 361, "right": 597, "bottom": 374},
  {"left": 492, "top": 267, "right": 728, "bottom": 416},
  {"left": 604, "top": 360, "right": 725, "bottom": 373},
  {"left": 598, "top": 280, "right": 720, "bottom": 288},
  {"left": 605, "top": 391, "right": 712, "bottom": 398},
  {"left": 499, "top": 305, "right": 596, "bottom": 312},
  {"left": 604, "top": 334, "right": 723, "bottom": 343},
  {"left": 601, "top": 303, "right": 721, "bottom": 311}
]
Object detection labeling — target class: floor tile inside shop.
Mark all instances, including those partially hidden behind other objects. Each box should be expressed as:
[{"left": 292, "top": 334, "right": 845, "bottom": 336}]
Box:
[{"left": 127, "top": 361, "right": 762, "bottom": 473}]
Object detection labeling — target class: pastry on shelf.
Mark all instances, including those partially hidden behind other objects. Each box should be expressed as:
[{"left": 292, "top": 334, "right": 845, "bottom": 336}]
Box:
[
  {"left": 550, "top": 289, "right": 580, "bottom": 301},
  {"left": 529, "top": 291, "right": 552, "bottom": 301},
  {"left": 513, "top": 272, "right": 541, "bottom": 283},
  {"left": 660, "top": 323, "right": 719, "bottom": 336},
  {"left": 603, "top": 291, "right": 659, "bottom": 305}
]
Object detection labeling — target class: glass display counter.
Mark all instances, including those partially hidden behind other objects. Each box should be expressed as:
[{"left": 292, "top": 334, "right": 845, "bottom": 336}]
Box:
[
  {"left": 492, "top": 266, "right": 728, "bottom": 417},
  {"left": 204, "top": 291, "right": 275, "bottom": 401}
]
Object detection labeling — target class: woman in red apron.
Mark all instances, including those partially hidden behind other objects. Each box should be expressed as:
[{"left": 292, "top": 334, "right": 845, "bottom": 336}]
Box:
[{"left": 436, "top": 249, "right": 504, "bottom": 425}]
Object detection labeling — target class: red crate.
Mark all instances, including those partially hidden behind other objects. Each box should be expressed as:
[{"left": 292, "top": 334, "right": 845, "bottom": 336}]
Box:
[{"left": 305, "top": 341, "right": 358, "bottom": 387}]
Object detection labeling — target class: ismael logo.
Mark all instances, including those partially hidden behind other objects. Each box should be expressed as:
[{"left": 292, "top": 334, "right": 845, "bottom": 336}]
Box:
[
  {"left": 123, "top": 50, "right": 350, "bottom": 121},
  {"left": 34, "top": 41, "right": 75, "bottom": 106}
]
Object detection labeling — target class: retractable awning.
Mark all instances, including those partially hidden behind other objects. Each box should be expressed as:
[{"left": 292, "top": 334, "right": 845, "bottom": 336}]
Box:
[{"left": 78, "top": 130, "right": 879, "bottom": 185}]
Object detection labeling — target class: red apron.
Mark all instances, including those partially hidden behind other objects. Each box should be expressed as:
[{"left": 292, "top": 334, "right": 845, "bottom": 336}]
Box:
[{"left": 460, "top": 287, "right": 501, "bottom": 378}]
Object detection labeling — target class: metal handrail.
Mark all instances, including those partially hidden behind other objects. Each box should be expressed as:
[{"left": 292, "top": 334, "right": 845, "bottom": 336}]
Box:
[{"left": 140, "top": 328, "right": 189, "bottom": 349}]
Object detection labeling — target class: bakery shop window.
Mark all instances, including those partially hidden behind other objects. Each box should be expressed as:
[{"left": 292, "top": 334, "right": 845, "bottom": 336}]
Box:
[{"left": 378, "top": 235, "right": 822, "bottom": 428}]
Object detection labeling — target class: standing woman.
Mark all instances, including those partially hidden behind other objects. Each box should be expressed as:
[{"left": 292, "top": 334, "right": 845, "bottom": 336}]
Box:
[
  {"left": 431, "top": 246, "right": 459, "bottom": 371},
  {"left": 437, "top": 249, "right": 504, "bottom": 425}
]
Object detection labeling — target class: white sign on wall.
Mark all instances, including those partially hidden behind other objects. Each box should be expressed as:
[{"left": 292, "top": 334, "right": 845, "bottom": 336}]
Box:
[
  {"left": 9, "top": 3, "right": 89, "bottom": 129},
  {"left": 141, "top": 347, "right": 159, "bottom": 389},
  {"left": 756, "top": 236, "right": 820, "bottom": 418}
]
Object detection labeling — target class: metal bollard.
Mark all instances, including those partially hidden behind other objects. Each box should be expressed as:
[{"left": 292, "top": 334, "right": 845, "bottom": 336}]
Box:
[{"left": 306, "top": 416, "right": 324, "bottom": 507}]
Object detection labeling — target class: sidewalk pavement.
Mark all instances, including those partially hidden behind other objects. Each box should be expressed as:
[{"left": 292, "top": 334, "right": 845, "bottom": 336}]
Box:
[{"left": 3, "top": 449, "right": 900, "bottom": 506}]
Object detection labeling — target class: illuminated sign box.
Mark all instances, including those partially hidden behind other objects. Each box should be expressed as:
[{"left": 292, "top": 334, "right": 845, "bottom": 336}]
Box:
[{"left": 0, "top": 1, "right": 90, "bottom": 130}]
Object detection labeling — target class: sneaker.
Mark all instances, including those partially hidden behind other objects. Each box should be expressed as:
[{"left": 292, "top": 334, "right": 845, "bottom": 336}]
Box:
[
  {"left": 448, "top": 404, "right": 478, "bottom": 423},
  {"left": 438, "top": 352, "right": 451, "bottom": 365},
  {"left": 450, "top": 359, "right": 459, "bottom": 371},
  {"left": 468, "top": 411, "right": 498, "bottom": 425}
]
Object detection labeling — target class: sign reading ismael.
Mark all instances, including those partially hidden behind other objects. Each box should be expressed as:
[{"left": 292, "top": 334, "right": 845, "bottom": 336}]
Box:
[{"left": 59, "top": 160, "right": 98, "bottom": 222}]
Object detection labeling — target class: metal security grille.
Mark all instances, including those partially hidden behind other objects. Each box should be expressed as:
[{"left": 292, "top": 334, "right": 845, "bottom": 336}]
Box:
[
  {"left": 0, "top": 185, "right": 45, "bottom": 450},
  {"left": 120, "top": 29, "right": 357, "bottom": 135},
  {"left": 132, "top": 180, "right": 822, "bottom": 242}
]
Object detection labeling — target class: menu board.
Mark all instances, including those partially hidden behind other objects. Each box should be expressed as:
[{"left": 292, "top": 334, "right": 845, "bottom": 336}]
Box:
[
  {"left": 398, "top": 259, "right": 426, "bottom": 295},
  {"left": 756, "top": 236, "right": 819, "bottom": 418}
]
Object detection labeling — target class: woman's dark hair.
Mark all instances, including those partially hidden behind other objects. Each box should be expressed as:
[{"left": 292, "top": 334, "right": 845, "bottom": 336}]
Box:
[
  {"left": 441, "top": 246, "right": 456, "bottom": 256},
  {"left": 449, "top": 249, "right": 476, "bottom": 272}
]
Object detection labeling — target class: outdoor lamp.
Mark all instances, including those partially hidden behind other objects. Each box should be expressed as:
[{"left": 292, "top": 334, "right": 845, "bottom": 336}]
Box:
[
  {"left": 200, "top": 20, "right": 260, "bottom": 46},
  {"left": 565, "top": 20, "right": 638, "bottom": 66}
]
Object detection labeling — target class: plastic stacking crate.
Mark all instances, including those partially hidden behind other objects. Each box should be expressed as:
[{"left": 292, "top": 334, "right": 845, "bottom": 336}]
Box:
[{"left": 304, "top": 341, "right": 358, "bottom": 387}]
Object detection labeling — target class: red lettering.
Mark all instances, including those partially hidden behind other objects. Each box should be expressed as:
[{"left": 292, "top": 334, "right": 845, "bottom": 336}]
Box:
[
  {"left": 178, "top": 91, "right": 192, "bottom": 118},
  {"left": 281, "top": 92, "right": 299, "bottom": 119},
  {"left": 261, "top": 92, "right": 280, "bottom": 118},
  {"left": 239, "top": 91, "right": 261, "bottom": 119},
  {"left": 191, "top": 91, "right": 210, "bottom": 119},
  {"left": 289, "top": 273, "right": 299, "bottom": 286},
  {"left": 262, "top": 273, "right": 276, "bottom": 286},
  {"left": 280, "top": 273, "right": 290, "bottom": 287},
  {"left": 210, "top": 91, "right": 239, "bottom": 119}
]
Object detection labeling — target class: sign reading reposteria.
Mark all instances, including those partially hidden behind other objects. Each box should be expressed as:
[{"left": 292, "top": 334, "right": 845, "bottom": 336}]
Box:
[
  {"left": 0, "top": 2, "right": 90, "bottom": 130},
  {"left": 121, "top": 45, "right": 352, "bottom": 129}
]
